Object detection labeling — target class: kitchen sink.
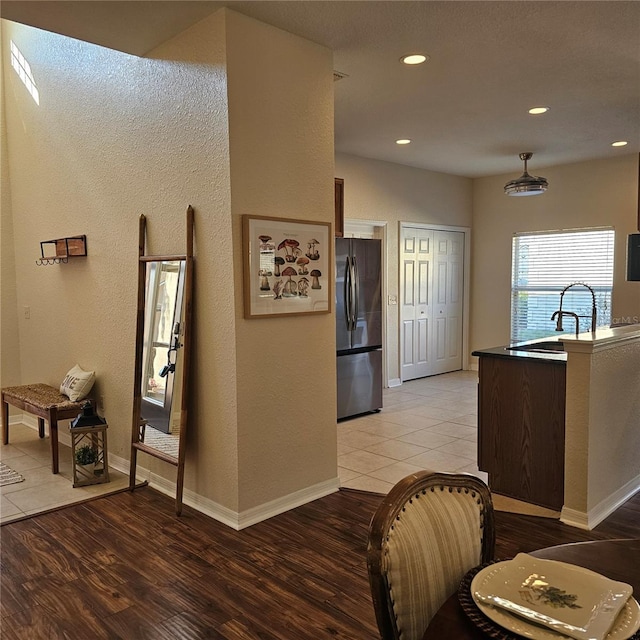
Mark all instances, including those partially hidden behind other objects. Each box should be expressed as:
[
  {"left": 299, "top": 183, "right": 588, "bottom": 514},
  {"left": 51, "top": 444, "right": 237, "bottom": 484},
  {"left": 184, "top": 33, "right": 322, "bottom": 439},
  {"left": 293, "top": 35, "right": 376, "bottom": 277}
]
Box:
[{"left": 506, "top": 341, "right": 565, "bottom": 353}]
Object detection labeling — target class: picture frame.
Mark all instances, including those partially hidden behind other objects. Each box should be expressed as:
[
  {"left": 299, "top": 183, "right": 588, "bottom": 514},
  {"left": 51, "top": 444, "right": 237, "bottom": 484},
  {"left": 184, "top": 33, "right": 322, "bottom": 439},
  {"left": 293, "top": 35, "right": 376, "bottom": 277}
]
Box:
[{"left": 242, "top": 215, "right": 332, "bottom": 318}]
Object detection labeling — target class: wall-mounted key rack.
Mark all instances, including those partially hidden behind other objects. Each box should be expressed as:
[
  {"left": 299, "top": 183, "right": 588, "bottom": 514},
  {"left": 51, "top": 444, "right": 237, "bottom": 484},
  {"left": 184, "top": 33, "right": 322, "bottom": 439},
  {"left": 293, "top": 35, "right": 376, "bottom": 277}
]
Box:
[{"left": 36, "top": 235, "right": 87, "bottom": 265}]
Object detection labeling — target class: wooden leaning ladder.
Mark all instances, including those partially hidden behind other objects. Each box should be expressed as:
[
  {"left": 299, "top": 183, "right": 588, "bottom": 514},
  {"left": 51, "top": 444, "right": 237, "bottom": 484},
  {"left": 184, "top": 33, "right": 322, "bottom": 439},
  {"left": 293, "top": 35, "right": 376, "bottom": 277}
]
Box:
[{"left": 129, "top": 206, "right": 194, "bottom": 516}]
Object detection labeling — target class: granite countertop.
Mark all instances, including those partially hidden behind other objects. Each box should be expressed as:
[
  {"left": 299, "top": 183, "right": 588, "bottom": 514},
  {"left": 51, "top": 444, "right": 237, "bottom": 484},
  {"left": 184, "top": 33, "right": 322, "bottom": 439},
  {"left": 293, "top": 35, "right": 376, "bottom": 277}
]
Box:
[
  {"left": 473, "top": 325, "right": 640, "bottom": 362},
  {"left": 472, "top": 337, "right": 568, "bottom": 363}
]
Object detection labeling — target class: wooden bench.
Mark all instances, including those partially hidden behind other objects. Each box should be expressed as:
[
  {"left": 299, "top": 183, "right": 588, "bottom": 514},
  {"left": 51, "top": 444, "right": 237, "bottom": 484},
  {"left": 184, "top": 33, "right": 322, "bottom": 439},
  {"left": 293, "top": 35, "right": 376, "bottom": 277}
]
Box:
[{"left": 1, "top": 384, "right": 91, "bottom": 474}]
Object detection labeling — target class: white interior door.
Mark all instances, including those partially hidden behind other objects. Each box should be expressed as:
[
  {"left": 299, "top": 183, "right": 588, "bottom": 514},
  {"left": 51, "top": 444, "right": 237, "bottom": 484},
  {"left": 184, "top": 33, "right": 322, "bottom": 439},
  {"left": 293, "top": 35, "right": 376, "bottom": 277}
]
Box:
[
  {"left": 401, "top": 227, "right": 464, "bottom": 381},
  {"left": 431, "top": 230, "right": 464, "bottom": 375},
  {"left": 401, "top": 228, "right": 431, "bottom": 380}
]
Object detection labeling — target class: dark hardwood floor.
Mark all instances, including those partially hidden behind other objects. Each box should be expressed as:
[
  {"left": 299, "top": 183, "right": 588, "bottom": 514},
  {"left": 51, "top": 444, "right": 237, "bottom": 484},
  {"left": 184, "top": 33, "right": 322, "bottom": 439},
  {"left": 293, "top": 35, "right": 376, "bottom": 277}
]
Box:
[{"left": 1, "top": 486, "right": 639, "bottom": 639}]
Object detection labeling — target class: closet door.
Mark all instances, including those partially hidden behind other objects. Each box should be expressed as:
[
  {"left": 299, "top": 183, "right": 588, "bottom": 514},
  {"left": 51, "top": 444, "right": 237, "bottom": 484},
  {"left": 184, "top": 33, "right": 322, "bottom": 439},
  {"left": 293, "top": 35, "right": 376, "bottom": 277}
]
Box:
[
  {"left": 430, "top": 230, "right": 464, "bottom": 375},
  {"left": 401, "top": 227, "right": 464, "bottom": 381},
  {"left": 401, "top": 228, "right": 432, "bottom": 380}
]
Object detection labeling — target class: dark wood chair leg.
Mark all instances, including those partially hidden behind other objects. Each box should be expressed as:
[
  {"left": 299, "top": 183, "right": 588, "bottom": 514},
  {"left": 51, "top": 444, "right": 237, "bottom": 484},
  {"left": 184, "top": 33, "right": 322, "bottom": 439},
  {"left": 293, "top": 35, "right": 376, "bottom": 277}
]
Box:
[
  {"left": 2, "top": 396, "right": 8, "bottom": 445},
  {"left": 38, "top": 418, "right": 45, "bottom": 438},
  {"left": 49, "top": 408, "right": 59, "bottom": 474}
]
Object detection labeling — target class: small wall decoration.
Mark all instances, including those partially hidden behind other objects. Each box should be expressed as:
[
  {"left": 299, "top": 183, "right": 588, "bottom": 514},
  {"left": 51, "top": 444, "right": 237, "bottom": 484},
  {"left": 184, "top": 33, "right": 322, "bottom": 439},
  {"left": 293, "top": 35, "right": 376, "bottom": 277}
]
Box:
[
  {"left": 36, "top": 235, "right": 87, "bottom": 265},
  {"left": 243, "top": 215, "right": 331, "bottom": 318}
]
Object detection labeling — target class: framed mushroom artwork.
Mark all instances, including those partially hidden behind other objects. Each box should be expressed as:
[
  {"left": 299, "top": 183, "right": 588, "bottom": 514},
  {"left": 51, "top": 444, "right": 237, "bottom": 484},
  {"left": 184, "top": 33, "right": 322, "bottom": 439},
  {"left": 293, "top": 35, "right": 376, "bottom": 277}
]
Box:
[{"left": 242, "top": 215, "right": 332, "bottom": 318}]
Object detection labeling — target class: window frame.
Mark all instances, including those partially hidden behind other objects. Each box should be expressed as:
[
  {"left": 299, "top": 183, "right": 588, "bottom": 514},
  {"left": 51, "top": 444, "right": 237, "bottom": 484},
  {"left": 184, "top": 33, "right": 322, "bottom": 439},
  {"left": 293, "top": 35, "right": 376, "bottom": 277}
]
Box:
[{"left": 510, "top": 227, "right": 615, "bottom": 343}]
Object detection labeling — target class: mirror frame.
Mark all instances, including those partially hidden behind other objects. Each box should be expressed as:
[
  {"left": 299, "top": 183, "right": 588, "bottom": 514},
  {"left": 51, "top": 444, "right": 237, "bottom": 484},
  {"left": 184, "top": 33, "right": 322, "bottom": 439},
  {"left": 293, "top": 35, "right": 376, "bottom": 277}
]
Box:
[{"left": 129, "top": 207, "right": 194, "bottom": 515}]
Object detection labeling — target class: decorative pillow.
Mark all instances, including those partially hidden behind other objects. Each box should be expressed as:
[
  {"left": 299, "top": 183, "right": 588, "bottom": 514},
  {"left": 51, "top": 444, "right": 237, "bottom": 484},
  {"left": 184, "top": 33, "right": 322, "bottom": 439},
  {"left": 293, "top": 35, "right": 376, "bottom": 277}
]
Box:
[{"left": 60, "top": 365, "right": 95, "bottom": 402}]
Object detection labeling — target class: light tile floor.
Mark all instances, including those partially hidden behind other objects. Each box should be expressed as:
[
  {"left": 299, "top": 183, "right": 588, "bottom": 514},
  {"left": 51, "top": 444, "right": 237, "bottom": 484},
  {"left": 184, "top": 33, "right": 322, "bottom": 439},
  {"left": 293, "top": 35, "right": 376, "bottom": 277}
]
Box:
[
  {"left": 0, "top": 423, "right": 128, "bottom": 524},
  {"left": 2, "top": 370, "right": 482, "bottom": 524},
  {"left": 338, "top": 370, "right": 486, "bottom": 494}
]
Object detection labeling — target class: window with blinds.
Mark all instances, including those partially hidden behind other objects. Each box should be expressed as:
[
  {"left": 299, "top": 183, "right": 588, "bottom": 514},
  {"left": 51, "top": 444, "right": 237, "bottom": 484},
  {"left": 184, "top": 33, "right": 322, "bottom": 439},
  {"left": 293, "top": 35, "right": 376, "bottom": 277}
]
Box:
[{"left": 511, "top": 228, "right": 615, "bottom": 342}]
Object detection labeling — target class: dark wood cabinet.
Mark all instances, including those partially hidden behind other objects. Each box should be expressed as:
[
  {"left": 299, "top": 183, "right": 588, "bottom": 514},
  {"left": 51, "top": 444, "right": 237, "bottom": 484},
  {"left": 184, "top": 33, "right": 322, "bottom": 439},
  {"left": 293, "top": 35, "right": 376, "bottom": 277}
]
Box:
[
  {"left": 335, "top": 177, "right": 344, "bottom": 237},
  {"left": 477, "top": 355, "right": 566, "bottom": 510}
]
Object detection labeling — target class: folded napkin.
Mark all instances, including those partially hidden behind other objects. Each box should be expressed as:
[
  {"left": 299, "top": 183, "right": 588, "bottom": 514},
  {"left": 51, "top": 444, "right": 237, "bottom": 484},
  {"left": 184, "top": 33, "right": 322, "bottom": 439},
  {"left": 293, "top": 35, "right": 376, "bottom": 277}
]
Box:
[{"left": 473, "top": 554, "right": 633, "bottom": 640}]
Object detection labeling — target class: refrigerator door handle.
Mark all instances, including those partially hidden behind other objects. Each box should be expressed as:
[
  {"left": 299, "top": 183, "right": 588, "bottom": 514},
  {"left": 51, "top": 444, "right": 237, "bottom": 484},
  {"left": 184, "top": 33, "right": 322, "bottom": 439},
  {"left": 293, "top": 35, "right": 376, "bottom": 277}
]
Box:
[
  {"left": 352, "top": 255, "right": 359, "bottom": 327},
  {"left": 344, "top": 256, "right": 353, "bottom": 331}
]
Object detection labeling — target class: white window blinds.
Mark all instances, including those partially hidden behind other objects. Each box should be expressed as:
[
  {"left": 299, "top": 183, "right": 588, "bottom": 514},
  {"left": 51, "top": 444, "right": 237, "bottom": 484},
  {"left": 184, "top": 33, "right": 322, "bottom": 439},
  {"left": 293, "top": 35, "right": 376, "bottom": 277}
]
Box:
[{"left": 511, "top": 228, "right": 615, "bottom": 343}]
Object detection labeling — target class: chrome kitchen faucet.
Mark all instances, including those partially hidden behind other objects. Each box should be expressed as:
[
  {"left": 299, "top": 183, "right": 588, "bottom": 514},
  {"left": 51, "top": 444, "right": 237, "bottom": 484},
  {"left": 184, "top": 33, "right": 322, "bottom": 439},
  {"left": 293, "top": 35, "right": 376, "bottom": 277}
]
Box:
[{"left": 550, "top": 282, "right": 597, "bottom": 337}]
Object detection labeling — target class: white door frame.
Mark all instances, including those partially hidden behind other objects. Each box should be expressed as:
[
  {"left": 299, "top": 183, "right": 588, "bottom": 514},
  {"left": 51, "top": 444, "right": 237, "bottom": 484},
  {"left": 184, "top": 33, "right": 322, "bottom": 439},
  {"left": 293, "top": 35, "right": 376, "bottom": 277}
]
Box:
[
  {"left": 399, "top": 222, "right": 472, "bottom": 379},
  {"left": 343, "top": 219, "right": 389, "bottom": 388}
]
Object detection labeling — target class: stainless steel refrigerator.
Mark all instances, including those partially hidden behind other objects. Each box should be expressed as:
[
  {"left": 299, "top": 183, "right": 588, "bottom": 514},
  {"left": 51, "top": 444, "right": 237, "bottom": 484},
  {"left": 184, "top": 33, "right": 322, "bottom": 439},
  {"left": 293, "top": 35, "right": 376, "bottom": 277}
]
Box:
[{"left": 336, "top": 237, "right": 383, "bottom": 420}]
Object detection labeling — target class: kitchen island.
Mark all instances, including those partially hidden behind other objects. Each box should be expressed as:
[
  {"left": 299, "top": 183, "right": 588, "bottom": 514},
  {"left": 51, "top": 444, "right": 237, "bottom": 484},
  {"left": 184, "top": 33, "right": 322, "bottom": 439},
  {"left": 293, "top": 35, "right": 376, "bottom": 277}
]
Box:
[
  {"left": 473, "top": 324, "right": 640, "bottom": 529},
  {"left": 473, "top": 339, "right": 567, "bottom": 510}
]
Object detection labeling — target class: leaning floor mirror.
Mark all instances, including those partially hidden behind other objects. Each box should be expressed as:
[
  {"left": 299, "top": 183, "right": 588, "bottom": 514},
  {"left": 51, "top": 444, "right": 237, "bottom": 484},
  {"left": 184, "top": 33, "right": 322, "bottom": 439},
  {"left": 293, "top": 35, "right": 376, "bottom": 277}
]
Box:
[{"left": 129, "top": 206, "right": 194, "bottom": 515}]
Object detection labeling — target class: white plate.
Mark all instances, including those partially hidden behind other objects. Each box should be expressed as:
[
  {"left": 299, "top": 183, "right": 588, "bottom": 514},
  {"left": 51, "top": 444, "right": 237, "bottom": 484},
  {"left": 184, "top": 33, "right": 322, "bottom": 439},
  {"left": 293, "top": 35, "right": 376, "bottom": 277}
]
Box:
[{"left": 471, "top": 555, "right": 637, "bottom": 640}]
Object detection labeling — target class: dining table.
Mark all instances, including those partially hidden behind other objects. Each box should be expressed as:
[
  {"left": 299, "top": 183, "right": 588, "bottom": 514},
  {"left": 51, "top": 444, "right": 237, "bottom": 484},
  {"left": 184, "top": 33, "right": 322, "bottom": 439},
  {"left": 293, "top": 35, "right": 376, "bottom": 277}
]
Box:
[{"left": 421, "top": 538, "right": 640, "bottom": 640}]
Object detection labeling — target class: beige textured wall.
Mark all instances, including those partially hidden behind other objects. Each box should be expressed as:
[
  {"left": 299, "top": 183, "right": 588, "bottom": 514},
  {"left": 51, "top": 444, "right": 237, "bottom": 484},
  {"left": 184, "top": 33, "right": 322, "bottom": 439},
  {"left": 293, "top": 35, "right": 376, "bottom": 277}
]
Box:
[
  {"left": 562, "top": 351, "right": 592, "bottom": 513},
  {"left": 563, "top": 336, "right": 640, "bottom": 520},
  {"left": 225, "top": 11, "right": 337, "bottom": 511},
  {"left": 586, "top": 340, "right": 640, "bottom": 510},
  {"left": 146, "top": 11, "right": 239, "bottom": 507},
  {"left": 334, "top": 153, "right": 473, "bottom": 382},
  {"left": 2, "top": 12, "right": 235, "bottom": 500},
  {"left": 0, "top": 26, "right": 21, "bottom": 388},
  {"left": 471, "top": 154, "right": 640, "bottom": 355},
  {"left": 2, "top": 9, "right": 336, "bottom": 516}
]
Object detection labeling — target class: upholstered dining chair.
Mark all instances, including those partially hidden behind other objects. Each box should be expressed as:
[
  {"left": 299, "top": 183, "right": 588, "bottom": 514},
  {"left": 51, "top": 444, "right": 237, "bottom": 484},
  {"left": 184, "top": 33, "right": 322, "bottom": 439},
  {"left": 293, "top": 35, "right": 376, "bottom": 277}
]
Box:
[{"left": 367, "top": 471, "right": 495, "bottom": 640}]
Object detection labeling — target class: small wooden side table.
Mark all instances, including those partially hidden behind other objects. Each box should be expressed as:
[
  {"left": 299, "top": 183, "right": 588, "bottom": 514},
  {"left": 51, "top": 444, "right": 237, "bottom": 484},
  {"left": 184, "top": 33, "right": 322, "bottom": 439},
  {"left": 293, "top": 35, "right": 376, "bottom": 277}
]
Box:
[{"left": 70, "top": 423, "right": 110, "bottom": 488}]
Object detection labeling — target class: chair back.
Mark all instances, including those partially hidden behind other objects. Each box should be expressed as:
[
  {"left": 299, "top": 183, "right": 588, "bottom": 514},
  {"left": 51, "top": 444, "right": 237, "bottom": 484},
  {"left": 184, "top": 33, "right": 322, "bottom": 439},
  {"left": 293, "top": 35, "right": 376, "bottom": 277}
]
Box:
[{"left": 367, "top": 471, "right": 494, "bottom": 640}]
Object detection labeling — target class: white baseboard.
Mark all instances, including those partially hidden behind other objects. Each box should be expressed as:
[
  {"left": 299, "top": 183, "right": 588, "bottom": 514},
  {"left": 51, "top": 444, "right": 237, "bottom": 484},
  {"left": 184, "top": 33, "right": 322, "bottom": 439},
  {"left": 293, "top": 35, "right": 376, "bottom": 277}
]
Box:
[
  {"left": 388, "top": 368, "right": 476, "bottom": 387},
  {"left": 559, "top": 507, "right": 591, "bottom": 530},
  {"left": 12, "top": 415, "right": 76, "bottom": 445},
  {"left": 235, "top": 478, "right": 340, "bottom": 529},
  {"left": 561, "top": 473, "right": 640, "bottom": 530},
  {"left": 13, "top": 413, "right": 132, "bottom": 476},
  {"left": 149, "top": 473, "right": 340, "bottom": 530},
  {"left": 9, "top": 413, "right": 341, "bottom": 529},
  {"left": 107, "top": 439, "right": 341, "bottom": 529},
  {"left": 10, "top": 413, "right": 39, "bottom": 428},
  {"left": 107, "top": 451, "right": 131, "bottom": 477}
]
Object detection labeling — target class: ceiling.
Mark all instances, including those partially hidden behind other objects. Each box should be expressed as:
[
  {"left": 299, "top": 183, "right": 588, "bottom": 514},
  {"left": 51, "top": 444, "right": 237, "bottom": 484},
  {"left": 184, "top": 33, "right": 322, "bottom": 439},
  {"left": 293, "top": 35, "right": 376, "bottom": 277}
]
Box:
[{"left": 2, "top": 1, "right": 639, "bottom": 178}]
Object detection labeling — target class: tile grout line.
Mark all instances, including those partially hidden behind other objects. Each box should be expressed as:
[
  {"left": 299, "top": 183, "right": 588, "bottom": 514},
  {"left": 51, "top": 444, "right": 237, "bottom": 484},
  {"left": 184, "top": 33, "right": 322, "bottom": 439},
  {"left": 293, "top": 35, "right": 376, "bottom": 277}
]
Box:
[{"left": 338, "top": 371, "right": 483, "bottom": 493}]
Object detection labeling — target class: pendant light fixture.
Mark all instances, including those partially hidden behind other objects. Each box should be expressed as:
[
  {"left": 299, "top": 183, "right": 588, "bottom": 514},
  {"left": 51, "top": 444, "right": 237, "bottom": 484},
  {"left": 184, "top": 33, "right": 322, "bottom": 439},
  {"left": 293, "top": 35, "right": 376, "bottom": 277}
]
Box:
[{"left": 504, "top": 152, "right": 548, "bottom": 196}]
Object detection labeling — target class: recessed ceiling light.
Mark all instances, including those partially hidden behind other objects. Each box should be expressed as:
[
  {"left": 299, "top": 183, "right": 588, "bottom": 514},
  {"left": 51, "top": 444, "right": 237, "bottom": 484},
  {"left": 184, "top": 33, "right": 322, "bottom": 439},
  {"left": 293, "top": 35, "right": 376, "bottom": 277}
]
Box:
[
  {"left": 396, "top": 139, "right": 411, "bottom": 145},
  {"left": 400, "top": 54, "right": 428, "bottom": 65},
  {"left": 528, "top": 106, "right": 549, "bottom": 115},
  {"left": 611, "top": 140, "right": 628, "bottom": 147}
]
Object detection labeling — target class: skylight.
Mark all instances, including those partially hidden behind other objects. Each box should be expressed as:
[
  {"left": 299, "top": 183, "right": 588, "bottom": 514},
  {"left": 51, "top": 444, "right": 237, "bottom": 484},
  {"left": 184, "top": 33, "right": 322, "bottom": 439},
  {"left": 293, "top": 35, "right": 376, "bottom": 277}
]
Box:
[{"left": 10, "top": 41, "right": 39, "bottom": 105}]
